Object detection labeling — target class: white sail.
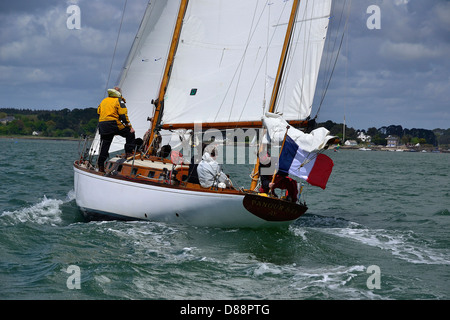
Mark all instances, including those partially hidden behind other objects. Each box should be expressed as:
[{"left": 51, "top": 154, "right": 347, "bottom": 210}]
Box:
[
  {"left": 91, "top": 0, "right": 180, "bottom": 154},
  {"left": 277, "top": 0, "right": 333, "bottom": 120},
  {"left": 161, "top": 0, "right": 332, "bottom": 126}
]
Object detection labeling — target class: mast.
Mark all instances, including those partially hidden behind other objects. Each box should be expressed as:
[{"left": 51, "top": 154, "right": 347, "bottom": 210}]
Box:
[
  {"left": 268, "top": 0, "right": 301, "bottom": 115},
  {"left": 250, "top": 0, "right": 301, "bottom": 191},
  {"left": 149, "top": 0, "right": 189, "bottom": 153}
]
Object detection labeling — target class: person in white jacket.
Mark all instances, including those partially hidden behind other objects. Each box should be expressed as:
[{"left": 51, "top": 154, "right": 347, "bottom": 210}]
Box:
[{"left": 197, "top": 148, "right": 232, "bottom": 189}]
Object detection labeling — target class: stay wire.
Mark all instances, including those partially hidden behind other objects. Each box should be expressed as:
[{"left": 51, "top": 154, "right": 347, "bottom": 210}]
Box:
[
  {"left": 104, "top": 0, "right": 128, "bottom": 97},
  {"left": 315, "top": 0, "right": 352, "bottom": 120},
  {"left": 91, "top": 0, "right": 127, "bottom": 159},
  {"left": 321, "top": 0, "right": 345, "bottom": 97}
]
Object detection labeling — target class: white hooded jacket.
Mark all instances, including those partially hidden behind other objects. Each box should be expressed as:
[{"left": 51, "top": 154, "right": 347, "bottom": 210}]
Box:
[{"left": 197, "top": 152, "right": 231, "bottom": 188}]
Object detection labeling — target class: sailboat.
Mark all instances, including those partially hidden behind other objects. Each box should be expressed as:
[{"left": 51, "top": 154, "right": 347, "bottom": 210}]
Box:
[{"left": 74, "top": 0, "right": 339, "bottom": 228}]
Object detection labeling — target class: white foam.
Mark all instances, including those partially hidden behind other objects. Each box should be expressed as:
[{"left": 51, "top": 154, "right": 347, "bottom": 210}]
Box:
[
  {"left": 0, "top": 191, "right": 74, "bottom": 226},
  {"left": 95, "top": 275, "right": 112, "bottom": 284},
  {"left": 252, "top": 263, "right": 282, "bottom": 276},
  {"left": 290, "top": 227, "right": 308, "bottom": 241},
  {"left": 320, "top": 227, "right": 450, "bottom": 265},
  {"left": 293, "top": 265, "right": 365, "bottom": 285},
  {"left": 289, "top": 265, "right": 383, "bottom": 299},
  {"left": 65, "top": 189, "right": 76, "bottom": 202}
]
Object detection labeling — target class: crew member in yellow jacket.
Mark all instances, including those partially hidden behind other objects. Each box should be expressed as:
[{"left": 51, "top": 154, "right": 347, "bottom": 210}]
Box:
[{"left": 97, "top": 87, "right": 135, "bottom": 172}]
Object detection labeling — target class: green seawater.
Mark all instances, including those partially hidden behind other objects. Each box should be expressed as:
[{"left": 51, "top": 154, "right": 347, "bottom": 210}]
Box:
[{"left": 0, "top": 138, "right": 449, "bottom": 300}]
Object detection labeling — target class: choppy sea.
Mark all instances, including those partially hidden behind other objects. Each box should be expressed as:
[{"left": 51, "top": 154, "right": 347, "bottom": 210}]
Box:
[{"left": 1, "top": 138, "right": 449, "bottom": 306}]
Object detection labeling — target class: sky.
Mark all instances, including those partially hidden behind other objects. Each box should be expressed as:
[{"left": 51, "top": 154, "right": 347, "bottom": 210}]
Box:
[{"left": 0, "top": 0, "right": 449, "bottom": 131}]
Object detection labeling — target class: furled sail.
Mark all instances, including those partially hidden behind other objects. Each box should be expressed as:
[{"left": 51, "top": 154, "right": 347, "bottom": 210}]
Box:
[
  {"left": 263, "top": 112, "right": 335, "bottom": 152},
  {"left": 161, "top": 0, "right": 332, "bottom": 128}
]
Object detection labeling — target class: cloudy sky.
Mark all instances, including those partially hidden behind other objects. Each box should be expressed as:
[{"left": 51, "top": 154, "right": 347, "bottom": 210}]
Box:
[{"left": 0, "top": 0, "right": 448, "bottom": 130}]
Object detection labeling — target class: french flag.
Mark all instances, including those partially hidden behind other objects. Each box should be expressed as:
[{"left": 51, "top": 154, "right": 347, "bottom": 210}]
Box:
[{"left": 278, "top": 135, "right": 334, "bottom": 190}]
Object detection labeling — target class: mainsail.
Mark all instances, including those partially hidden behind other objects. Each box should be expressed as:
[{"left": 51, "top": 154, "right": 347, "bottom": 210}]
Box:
[
  {"left": 91, "top": 0, "right": 332, "bottom": 152},
  {"left": 161, "top": 0, "right": 332, "bottom": 127}
]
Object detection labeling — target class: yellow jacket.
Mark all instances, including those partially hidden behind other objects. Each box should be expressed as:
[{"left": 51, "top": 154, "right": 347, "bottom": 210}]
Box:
[{"left": 97, "top": 96, "right": 132, "bottom": 131}]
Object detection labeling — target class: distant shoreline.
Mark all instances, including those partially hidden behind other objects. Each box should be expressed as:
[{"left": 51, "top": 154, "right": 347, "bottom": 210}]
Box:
[
  {"left": 1, "top": 135, "right": 449, "bottom": 153},
  {"left": 0, "top": 135, "right": 80, "bottom": 142},
  {"left": 337, "top": 144, "right": 450, "bottom": 153}
]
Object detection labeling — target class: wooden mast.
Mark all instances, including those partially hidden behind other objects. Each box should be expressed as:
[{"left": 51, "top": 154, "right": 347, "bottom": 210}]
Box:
[
  {"left": 250, "top": 0, "right": 301, "bottom": 191},
  {"left": 148, "top": 0, "right": 189, "bottom": 154}
]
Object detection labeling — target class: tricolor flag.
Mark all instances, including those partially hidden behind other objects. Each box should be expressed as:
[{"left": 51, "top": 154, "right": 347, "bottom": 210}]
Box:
[{"left": 278, "top": 135, "right": 334, "bottom": 190}]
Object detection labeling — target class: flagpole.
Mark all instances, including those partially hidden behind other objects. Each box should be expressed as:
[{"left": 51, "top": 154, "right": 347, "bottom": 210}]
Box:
[{"left": 270, "top": 126, "right": 290, "bottom": 192}]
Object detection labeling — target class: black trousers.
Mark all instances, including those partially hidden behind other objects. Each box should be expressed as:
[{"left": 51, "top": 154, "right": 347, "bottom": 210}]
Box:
[{"left": 97, "top": 125, "right": 135, "bottom": 168}]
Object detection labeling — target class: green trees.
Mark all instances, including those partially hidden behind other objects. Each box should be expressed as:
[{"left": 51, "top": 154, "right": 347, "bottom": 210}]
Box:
[
  {"left": 434, "top": 128, "right": 450, "bottom": 149},
  {"left": 316, "top": 121, "right": 446, "bottom": 147},
  {"left": 0, "top": 108, "right": 98, "bottom": 138}
]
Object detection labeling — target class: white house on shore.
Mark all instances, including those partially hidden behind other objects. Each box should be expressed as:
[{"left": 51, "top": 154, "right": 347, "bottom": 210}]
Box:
[
  {"left": 386, "top": 135, "right": 399, "bottom": 148},
  {"left": 357, "top": 131, "right": 371, "bottom": 143}
]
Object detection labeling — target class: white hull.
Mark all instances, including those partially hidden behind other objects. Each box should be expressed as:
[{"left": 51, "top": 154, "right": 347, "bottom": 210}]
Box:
[{"left": 74, "top": 166, "right": 291, "bottom": 228}]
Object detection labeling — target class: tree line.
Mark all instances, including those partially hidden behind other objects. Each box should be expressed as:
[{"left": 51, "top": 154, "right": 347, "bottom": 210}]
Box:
[
  {"left": 317, "top": 120, "right": 450, "bottom": 148},
  {"left": 0, "top": 108, "right": 98, "bottom": 138}
]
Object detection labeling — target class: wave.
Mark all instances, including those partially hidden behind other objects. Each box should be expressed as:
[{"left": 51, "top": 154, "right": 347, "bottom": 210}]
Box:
[
  {"left": 339, "top": 228, "right": 449, "bottom": 265},
  {"left": 0, "top": 190, "right": 76, "bottom": 226},
  {"left": 296, "top": 217, "right": 450, "bottom": 265},
  {"left": 434, "top": 209, "right": 450, "bottom": 216}
]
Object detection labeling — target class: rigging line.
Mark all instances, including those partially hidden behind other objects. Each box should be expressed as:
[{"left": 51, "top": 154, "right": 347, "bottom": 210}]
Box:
[
  {"left": 104, "top": 0, "right": 128, "bottom": 96},
  {"left": 299, "top": 0, "right": 316, "bottom": 119},
  {"left": 263, "top": 2, "right": 271, "bottom": 114},
  {"left": 276, "top": 0, "right": 311, "bottom": 118},
  {"left": 237, "top": 0, "right": 290, "bottom": 122},
  {"left": 300, "top": 2, "right": 313, "bottom": 119},
  {"left": 300, "top": 0, "right": 314, "bottom": 119},
  {"left": 92, "top": 0, "right": 127, "bottom": 158},
  {"left": 119, "top": 1, "right": 157, "bottom": 86},
  {"left": 315, "top": 0, "right": 351, "bottom": 119},
  {"left": 267, "top": 0, "right": 301, "bottom": 116},
  {"left": 274, "top": 0, "right": 315, "bottom": 114},
  {"left": 320, "top": 0, "right": 345, "bottom": 94},
  {"left": 320, "top": 2, "right": 337, "bottom": 93},
  {"left": 213, "top": 0, "right": 271, "bottom": 124},
  {"left": 324, "top": 0, "right": 346, "bottom": 91},
  {"left": 226, "top": 0, "right": 260, "bottom": 122}
]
